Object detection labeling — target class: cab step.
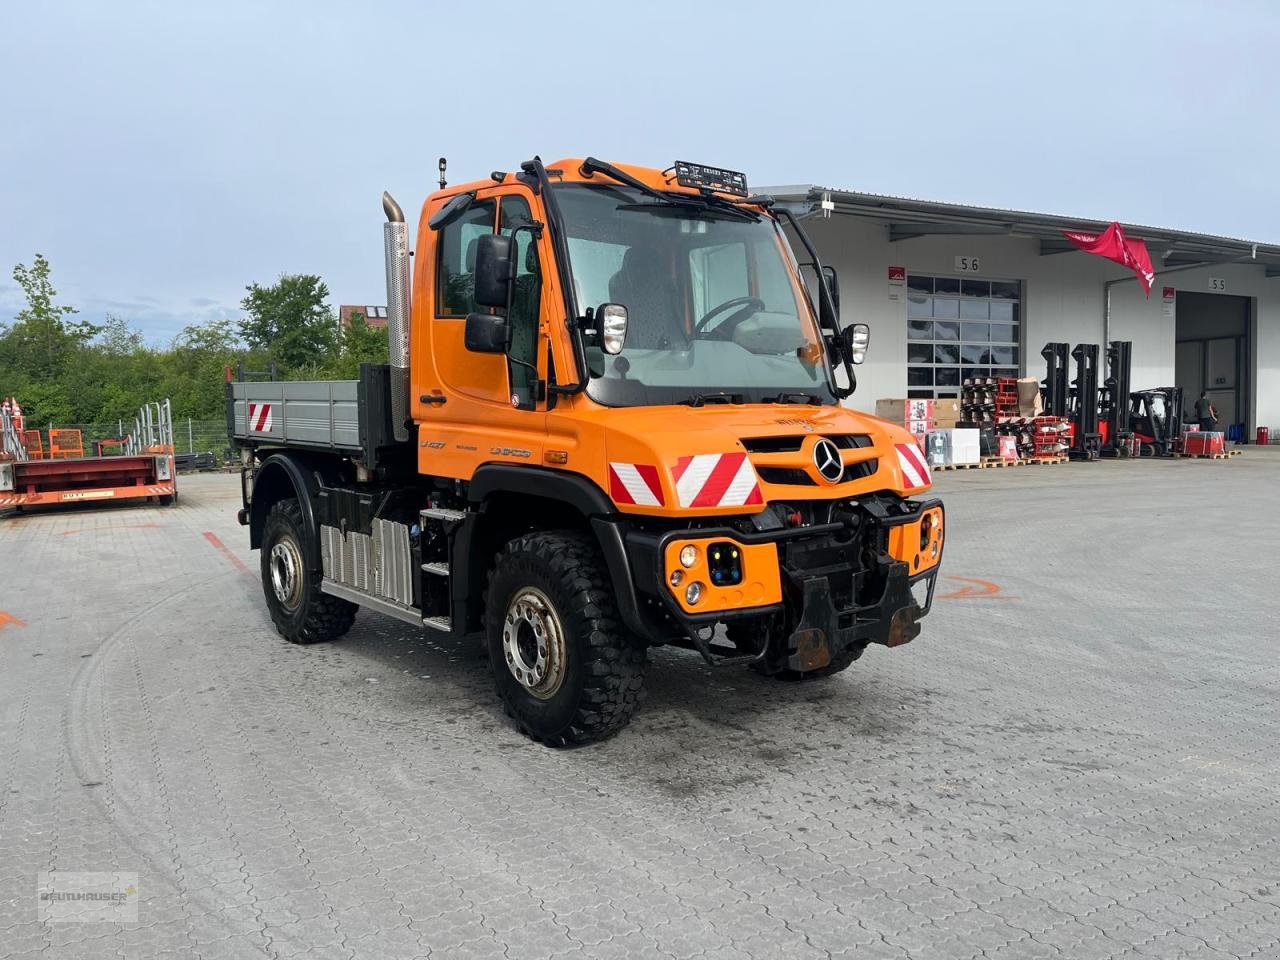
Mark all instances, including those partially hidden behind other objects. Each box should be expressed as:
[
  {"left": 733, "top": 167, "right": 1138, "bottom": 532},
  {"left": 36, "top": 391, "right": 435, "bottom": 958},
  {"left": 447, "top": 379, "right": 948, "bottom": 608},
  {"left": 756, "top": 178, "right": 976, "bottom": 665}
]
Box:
[
  {"left": 422, "top": 615, "right": 452, "bottom": 632},
  {"left": 421, "top": 561, "right": 450, "bottom": 576},
  {"left": 421, "top": 506, "right": 468, "bottom": 523}
]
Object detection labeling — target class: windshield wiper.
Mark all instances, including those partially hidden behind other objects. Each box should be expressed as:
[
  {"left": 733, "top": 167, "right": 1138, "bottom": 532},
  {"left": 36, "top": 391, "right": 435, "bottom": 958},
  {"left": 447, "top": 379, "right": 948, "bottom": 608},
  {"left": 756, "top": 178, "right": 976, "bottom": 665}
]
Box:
[
  {"left": 764, "top": 392, "right": 822, "bottom": 405},
  {"left": 681, "top": 392, "right": 746, "bottom": 407},
  {"left": 580, "top": 156, "right": 759, "bottom": 221}
]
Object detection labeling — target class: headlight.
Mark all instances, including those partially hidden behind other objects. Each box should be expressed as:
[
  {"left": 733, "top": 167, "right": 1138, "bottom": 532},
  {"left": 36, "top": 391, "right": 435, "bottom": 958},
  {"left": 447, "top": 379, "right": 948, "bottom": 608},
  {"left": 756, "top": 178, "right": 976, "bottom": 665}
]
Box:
[
  {"left": 679, "top": 544, "right": 698, "bottom": 568},
  {"left": 685, "top": 581, "right": 704, "bottom": 605}
]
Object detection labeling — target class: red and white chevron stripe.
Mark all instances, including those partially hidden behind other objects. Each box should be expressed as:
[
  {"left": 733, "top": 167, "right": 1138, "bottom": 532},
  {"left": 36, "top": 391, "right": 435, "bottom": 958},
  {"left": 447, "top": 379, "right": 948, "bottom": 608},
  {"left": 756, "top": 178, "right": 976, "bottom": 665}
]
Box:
[
  {"left": 672, "top": 453, "right": 763, "bottom": 509},
  {"left": 894, "top": 442, "right": 931, "bottom": 488},
  {"left": 247, "top": 402, "right": 273, "bottom": 433},
  {"left": 608, "top": 462, "right": 664, "bottom": 507}
]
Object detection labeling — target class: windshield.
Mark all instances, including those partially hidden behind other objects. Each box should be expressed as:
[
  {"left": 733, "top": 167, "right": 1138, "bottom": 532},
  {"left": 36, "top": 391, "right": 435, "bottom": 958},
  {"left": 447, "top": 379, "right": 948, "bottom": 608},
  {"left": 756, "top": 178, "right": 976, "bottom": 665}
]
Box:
[{"left": 552, "top": 184, "right": 835, "bottom": 407}]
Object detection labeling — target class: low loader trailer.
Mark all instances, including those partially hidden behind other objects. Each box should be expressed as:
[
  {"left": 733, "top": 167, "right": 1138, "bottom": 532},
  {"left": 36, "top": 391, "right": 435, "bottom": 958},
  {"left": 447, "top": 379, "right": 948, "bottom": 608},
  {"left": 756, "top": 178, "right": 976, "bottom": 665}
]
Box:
[
  {"left": 1, "top": 401, "right": 177, "bottom": 513},
  {"left": 229, "top": 157, "right": 945, "bottom": 745}
]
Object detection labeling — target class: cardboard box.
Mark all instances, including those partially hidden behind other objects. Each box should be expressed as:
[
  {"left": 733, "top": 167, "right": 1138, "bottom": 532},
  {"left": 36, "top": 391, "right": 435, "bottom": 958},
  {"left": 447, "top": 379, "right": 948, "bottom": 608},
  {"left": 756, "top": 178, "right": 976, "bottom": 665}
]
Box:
[
  {"left": 925, "top": 428, "right": 981, "bottom": 465},
  {"left": 950, "top": 428, "right": 981, "bottom": 465}
]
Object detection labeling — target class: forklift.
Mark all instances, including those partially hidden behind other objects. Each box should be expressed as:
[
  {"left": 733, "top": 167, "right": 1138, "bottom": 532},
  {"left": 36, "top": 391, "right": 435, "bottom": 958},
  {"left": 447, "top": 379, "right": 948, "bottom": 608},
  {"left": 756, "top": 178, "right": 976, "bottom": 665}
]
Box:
[{"left": 1129, "top": 387, "right": 1183, "bottom": 457}]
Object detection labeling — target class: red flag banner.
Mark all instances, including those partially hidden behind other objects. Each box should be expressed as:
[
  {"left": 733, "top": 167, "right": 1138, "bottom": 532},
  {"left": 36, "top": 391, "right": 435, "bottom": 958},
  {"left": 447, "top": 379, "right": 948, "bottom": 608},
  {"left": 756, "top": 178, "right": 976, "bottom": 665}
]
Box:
[{"left": 1063, "top": 222, "right": 1155, "bottom": 296}]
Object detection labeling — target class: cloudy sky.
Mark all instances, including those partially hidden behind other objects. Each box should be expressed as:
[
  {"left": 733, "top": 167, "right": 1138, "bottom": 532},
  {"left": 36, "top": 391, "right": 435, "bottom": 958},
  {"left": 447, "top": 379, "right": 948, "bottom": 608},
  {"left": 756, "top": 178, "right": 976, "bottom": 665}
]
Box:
[{"left": 2, "top": 0, "right": 1276, "bottom": 343}]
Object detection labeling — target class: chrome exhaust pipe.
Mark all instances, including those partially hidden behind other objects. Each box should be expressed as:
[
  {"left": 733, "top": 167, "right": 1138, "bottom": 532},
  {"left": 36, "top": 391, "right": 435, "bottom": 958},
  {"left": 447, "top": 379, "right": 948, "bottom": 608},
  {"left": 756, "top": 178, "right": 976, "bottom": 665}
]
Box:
[{"left": 383, "top": 191, "right": 411, "bottom": 443}]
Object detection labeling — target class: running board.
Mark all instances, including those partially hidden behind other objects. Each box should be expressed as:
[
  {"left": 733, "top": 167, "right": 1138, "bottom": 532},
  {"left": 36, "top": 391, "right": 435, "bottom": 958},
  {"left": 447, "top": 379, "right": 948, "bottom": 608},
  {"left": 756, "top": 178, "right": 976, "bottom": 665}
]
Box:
[{"left": 321, "top": 578, "right": 422, "bottom": 627}]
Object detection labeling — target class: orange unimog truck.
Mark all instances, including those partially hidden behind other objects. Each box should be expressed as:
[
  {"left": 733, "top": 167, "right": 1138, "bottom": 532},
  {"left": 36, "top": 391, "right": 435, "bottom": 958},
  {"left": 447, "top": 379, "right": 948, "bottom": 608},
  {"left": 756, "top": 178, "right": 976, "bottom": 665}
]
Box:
[{"left": 228, "top": 157, "right": 944, "bottom": 745}]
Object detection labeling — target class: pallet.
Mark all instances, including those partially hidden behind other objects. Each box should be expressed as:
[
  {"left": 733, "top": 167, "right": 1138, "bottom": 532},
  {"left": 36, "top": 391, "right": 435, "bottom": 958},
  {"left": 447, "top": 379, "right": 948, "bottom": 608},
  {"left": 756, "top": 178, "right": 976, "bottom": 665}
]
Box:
[
  {"left": 1188, "top": 453, "right": 1231, "bottom": 460},
  {"left": 931, "top": 461, "right": 983, "bottom": 471},
  {"left": 1026, "top": 456, "right": 1067, "bottom": 465},
  {"left": 979, "top": 457, "right": 1011, "bottom": 468}
]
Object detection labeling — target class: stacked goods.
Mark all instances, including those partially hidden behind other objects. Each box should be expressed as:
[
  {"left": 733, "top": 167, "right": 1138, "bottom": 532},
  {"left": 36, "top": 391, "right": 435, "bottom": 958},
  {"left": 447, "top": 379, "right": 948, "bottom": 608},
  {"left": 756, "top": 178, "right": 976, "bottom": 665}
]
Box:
[
  {"left": 1183, "top": 431, "right": 1225, "bottom": 457},
  {"left": 876, "top": 398, "right": 961, "bottom": 450},
  {"left": 923, "top": 427, "right": 981, "bottom": 467},
  {"left": 991, "top": 417, "right": 1069, "bottom": 460},
  {"left": 961, "top": 378, "right": 997, "bottom": 423},
  {"left": 995, "top": 377, "right": 1020, "bottom": 419}
]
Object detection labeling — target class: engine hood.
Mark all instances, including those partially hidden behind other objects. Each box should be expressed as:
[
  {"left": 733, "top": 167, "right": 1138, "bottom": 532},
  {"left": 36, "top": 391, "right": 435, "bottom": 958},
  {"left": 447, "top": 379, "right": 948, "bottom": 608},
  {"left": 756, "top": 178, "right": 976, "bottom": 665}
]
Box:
[{"left": 550, "top": 403, "right": 932, "bottom": 516}]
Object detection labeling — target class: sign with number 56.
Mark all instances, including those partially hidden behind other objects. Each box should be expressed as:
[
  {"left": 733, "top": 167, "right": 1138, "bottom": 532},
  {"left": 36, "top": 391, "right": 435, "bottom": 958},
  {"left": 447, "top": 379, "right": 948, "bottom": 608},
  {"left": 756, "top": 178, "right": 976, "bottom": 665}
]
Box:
[{"left": 954, "top": 256, "right": 981, "bottom": 273}]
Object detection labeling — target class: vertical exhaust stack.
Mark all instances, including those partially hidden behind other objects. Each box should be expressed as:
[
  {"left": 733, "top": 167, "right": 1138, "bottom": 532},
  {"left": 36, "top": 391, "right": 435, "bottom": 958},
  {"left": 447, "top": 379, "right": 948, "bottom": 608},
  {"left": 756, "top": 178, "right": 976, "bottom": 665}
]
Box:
[{"left": 382, "top": 191, "right": 412, "bottom": 443}]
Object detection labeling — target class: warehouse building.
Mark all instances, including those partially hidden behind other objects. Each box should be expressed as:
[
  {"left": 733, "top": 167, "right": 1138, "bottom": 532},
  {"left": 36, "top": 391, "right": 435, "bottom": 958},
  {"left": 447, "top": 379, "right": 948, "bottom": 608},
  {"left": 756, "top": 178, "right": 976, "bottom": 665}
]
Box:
[{"left": 769, "top": 187, "right": 1280, "bottom": 436}]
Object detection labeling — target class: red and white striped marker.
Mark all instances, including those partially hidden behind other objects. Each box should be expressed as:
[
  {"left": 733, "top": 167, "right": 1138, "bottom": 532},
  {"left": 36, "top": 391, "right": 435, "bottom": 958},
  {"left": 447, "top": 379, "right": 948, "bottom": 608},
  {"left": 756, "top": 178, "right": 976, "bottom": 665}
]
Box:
[
  {"left": 247, "top": 402, "right": 273, "bottom": 433},
  {"left": 672, "top": 453, "right": 763, "bottom": 509},
  {"left": 894, "top": 442, "right": 931, "bottom": 488},
  {"left": 608, "top": 462, "right": 665, "bottom": 507}
]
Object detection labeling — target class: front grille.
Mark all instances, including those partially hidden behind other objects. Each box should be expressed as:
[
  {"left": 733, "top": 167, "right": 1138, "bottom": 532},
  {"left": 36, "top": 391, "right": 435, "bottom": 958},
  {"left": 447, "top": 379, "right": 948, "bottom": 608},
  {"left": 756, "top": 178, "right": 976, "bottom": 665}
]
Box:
[
  {"left": 742, "top": 433, "right": 873, "bottom": 454},
  {"left": 842, "top": 458, "right": 879, "bottom": 482},
  {"left": 741, "top": 436, "right": 805, "bottom": 453},
  {"left": 831, "top": 434, "right": 874, "bottom": 449},
  {"left": 756, "top": 458, "right": 878, "bottom": 486},
  {"left": 756, "top": 467, "right": 816, "bottom": 486}
]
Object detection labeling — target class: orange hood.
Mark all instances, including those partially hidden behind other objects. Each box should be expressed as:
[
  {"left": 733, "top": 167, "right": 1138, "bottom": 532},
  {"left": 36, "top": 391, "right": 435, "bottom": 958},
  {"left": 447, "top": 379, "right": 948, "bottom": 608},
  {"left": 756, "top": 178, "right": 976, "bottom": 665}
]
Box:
[{"left": 548, "top": 403, "right": 932, "bottom": 517}]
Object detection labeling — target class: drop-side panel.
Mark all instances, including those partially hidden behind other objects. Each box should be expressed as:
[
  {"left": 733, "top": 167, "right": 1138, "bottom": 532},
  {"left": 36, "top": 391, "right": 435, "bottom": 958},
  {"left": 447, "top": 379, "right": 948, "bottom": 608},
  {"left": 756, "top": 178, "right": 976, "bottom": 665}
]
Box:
[{"left": 230, "top": 380, "right": 361, "bottom": 451}]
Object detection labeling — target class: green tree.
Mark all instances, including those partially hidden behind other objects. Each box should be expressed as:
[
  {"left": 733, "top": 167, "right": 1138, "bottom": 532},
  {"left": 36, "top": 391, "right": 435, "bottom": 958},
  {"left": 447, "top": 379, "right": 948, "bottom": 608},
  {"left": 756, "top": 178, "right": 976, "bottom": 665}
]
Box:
[
  {"left": 325, "top": 310, "right": 389, "bottom": 379},
  {"left": 4, "top": 254, "right": 99, "bottom": 383},
  {"left": 238, "top": 274, "right": 337, "bottom": 372}
]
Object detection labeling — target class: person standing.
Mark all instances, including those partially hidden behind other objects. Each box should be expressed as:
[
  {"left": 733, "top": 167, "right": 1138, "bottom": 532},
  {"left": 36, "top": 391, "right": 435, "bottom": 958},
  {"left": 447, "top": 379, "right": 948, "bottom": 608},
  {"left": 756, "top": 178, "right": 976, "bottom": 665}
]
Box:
[{"left": 1193, "top": 391, "right": 1218, "bottom": 432}]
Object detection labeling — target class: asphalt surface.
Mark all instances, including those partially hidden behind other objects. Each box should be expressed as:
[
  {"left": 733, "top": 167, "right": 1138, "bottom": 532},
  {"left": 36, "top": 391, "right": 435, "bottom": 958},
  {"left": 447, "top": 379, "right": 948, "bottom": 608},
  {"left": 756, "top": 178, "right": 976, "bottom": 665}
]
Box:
[{"left": 1, "top": 453, "right": 1278, "bottom": 960}]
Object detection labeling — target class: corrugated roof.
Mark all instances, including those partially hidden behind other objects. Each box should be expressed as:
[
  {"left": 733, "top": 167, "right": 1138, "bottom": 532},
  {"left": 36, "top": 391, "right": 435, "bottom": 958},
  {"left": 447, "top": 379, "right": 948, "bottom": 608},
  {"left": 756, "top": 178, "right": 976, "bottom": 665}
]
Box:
[{"left": 763, "top": 185, "right": 1280, "bottom": 272}]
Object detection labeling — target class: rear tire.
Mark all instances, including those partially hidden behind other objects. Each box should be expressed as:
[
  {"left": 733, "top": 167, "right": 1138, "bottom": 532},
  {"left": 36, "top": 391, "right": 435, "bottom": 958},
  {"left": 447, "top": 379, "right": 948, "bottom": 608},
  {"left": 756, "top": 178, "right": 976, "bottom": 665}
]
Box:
[
  {"left": 485, "top": 531, "right": 646, "bottom": 746},
  {"left": 260, "top": 497, "right": 356, "bottom": 644},
  {"left": 727, "top": 617, "right": 863, "bottom": 681}
]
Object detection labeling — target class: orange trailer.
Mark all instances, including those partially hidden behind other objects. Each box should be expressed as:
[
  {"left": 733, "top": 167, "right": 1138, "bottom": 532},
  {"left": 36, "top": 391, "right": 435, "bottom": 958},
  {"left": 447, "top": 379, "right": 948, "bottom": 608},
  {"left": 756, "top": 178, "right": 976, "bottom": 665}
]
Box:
[{"left": 1, "top": 401, "right": 176, "bottom": 512}]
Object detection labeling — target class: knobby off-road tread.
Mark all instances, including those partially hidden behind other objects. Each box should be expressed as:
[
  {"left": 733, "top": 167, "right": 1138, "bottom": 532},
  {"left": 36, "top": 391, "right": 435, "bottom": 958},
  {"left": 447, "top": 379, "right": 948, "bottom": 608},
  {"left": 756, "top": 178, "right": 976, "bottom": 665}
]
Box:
[
  {"left": 486, "top": 531, "right": 647, "bottom": 746},
  {"left": 263, "top": 498, "right": 357, "bottom": 645}
]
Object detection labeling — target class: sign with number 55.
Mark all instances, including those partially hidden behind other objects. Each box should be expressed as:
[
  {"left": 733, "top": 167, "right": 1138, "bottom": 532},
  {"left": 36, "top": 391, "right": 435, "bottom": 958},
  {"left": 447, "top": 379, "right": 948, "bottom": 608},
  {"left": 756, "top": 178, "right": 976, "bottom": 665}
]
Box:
[{"left": 954, "top": 256, "right": 981, "bottom": 273}]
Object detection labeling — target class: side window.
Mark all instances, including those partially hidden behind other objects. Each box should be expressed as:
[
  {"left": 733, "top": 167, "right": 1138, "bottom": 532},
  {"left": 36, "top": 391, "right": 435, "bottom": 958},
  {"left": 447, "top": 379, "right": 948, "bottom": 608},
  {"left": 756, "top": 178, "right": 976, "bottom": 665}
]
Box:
[
  {"left": 436, "top": 200, "right": 496, "bottom": 317},
  {"left": 499, "top": 197, "right": 541, "bottom": 388},
  {"left": 689, "top": 241, "right": 748, "bottom": 324}
]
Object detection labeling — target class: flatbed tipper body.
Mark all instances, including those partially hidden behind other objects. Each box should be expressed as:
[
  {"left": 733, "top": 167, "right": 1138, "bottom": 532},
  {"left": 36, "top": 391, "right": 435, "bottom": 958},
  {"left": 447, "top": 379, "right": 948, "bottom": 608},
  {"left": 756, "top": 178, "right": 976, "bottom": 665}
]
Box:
[{"left": 230, "top": 156, "right": 944, "bottom": 746}]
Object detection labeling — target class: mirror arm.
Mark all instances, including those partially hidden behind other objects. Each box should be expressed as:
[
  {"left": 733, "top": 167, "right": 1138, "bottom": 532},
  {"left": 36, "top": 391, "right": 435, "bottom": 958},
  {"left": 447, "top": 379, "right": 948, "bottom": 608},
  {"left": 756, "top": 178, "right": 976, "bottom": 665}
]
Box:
[
  {"left": 776, "top": 207, "right": 856, "bottom": 398},
  {"left": 521, "top": 156, "right": 590, "bottom": 396}
]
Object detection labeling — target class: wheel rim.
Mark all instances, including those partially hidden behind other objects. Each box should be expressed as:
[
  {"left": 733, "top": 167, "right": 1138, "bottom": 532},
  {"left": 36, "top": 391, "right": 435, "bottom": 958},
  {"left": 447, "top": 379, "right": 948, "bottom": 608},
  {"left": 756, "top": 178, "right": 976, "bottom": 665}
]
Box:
[
  {"left": 269, "top": 537, "right": 304, "bottom": 611},
  {"left": 502, "top": 587, "right": 566, "bottom": 700}
]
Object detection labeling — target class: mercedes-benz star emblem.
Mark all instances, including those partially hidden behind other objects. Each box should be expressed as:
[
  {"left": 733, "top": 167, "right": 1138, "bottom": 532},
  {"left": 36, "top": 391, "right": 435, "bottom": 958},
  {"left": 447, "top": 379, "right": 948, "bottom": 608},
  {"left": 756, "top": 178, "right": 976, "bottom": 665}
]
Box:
[{"left": 813, "top": 438, "right": 843, "bottom": 484}]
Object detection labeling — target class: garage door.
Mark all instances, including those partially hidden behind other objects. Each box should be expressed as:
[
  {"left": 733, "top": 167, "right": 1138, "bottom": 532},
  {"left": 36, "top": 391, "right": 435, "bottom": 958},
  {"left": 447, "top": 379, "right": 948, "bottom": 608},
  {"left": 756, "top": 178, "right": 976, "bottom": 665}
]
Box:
[{"left": 906, "top": 275, "right": 1021, "bottom": 399}]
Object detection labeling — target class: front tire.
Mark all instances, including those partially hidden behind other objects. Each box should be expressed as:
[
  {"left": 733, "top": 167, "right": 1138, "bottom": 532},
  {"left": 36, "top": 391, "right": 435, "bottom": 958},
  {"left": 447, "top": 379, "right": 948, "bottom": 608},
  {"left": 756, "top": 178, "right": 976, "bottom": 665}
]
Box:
[
  {"left": 485, "top": 531, "right": 647, "bottom": 746},
  {"left": 260, "top": 497, "right": 356, "bottom": 644}
]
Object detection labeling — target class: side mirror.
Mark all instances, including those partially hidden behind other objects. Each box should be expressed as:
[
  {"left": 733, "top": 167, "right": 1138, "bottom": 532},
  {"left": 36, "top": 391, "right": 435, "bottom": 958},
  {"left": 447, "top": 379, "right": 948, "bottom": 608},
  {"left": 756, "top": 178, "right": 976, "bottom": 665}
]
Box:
[
  {"left": 428, "top": 192, "right": 475, "bottom": 231},
  {"left": 473, "top": 234, "right": 515, "bottom": 309},
  {"left": 821, "top": 265, "right": 841, "bottom": 317},
  {"left": 596, "top": 303, "right": 628, "bottom": 355},
  {"left": 842, "top": 323, "right": 870, "bottom": 365},
  {"left": 464, "top": 312, "right": 508, "bottom": 354}
]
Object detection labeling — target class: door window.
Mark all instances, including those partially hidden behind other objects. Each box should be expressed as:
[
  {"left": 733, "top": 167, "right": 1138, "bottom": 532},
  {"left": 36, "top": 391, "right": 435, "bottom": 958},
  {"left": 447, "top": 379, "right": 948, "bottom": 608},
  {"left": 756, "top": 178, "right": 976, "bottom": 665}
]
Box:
[
  {"left": 436, "top": 200, "right": 497, "bottom": 317},
  {"left": 499, "top": 196, "right": 542, "bottom": 406}
]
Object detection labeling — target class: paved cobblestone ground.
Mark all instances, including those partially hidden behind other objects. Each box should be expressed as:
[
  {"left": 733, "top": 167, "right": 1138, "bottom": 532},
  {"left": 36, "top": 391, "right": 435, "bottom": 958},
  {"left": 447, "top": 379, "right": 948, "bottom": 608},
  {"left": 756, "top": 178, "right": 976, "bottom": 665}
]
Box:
[{"left": 1, "top": 455, "right": 1278, "bottom": 959}]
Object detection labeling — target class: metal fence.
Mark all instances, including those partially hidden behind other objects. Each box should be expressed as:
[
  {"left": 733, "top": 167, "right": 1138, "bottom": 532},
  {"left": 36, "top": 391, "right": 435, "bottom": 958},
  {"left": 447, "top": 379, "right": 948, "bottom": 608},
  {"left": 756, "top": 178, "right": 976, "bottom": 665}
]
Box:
[{"left": 32, "top": 419, "right": 231, "bottom": 460}]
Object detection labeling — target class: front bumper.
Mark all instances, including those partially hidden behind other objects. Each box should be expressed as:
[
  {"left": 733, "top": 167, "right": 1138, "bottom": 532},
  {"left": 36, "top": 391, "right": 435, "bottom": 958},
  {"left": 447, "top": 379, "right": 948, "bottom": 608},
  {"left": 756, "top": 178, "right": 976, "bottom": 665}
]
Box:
[{"left": 623, "top": 497, "right": 944, "bottom": 667}]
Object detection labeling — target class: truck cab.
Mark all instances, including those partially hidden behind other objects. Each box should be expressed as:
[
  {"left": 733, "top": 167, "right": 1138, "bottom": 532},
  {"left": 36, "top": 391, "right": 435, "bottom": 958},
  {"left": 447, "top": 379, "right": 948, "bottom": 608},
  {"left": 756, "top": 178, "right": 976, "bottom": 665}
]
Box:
[{"left": 230, "top": 157, "right": 944, "bottom": 746}]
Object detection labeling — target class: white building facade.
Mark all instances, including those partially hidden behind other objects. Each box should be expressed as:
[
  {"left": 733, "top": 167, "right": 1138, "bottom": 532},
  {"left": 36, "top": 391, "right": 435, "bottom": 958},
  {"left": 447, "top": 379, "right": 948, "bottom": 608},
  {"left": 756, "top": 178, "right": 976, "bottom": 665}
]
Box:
[{"left": 770, "top": 188, "right": 1279, "bottom": 436}]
